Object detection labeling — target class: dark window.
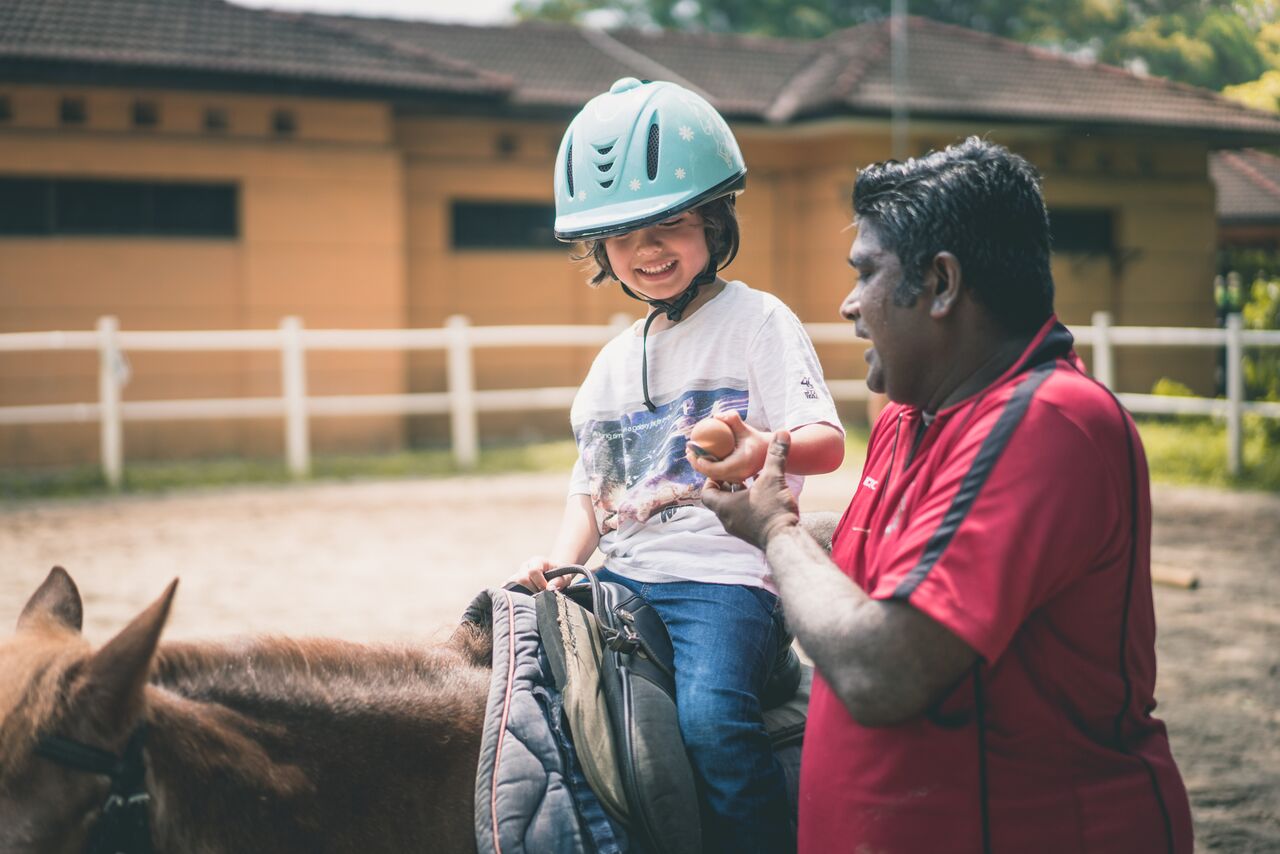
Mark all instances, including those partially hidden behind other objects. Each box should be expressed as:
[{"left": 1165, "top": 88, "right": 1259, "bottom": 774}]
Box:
[
  {"left": 151, "top": 184, "right": 237, "bottom": 235},
  {"left": 0, "top": 96, "right": 11, "bottom": 122},
  {"left": 57, "top": 180, "right": 148, "bottom": 233},
  {"left": 60, "top": 97, "right": 86, "bottom": 125},
  {"left": 272, "top": 109, "right": 296, "bottom": 136},
  {"left": 0, "top": 177, "right": 237, "bottom": 237},
  {"left": 0, "top": 178, "right": 52, "bottom": 234},
  {"left": 132, "top": 100, "right": 159, "bottom": 128},
  {"left": 204, "top": 107, "right": 229, "bottom": 133},
  {"left": 1049, "top": 209, "right": 1114, "bottom": 254},
  {"left": 452, "top": 201, "right": 558, "bottom": 250}
]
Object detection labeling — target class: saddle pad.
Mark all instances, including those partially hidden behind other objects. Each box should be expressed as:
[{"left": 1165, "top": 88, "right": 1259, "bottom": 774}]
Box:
[{"left": 472, "top": 588, "right": 589, "bottom": 854}]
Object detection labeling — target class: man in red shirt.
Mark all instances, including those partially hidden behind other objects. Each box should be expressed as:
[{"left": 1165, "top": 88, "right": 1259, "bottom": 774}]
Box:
[{"left": 696, "top": 138, "right": 1193, "bottom": 853}]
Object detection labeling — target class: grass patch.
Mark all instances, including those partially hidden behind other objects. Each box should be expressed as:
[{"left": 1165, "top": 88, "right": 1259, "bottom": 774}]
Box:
[
  {"left": 8, "top": 418, "right": 1267, "bottom": 502},
  {"left": 842, "top": 422, "right": 871, "bottom": 462},
  {"left": 1136, "top": 416, "right": 1280, "bottom": 492},
  {"left": 0, "top": 439, "right": 581, "bottom": 501}
]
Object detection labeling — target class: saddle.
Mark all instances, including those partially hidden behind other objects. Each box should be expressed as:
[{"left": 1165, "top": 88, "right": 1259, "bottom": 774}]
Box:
[{"left": 534, "top": 566, "right": 805, "bottom": 854}]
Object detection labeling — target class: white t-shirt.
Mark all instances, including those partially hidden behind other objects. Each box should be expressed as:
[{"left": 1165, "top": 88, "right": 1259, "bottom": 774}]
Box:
[{"left": 568, "top": 280, "right": 842, "bottom": 589}]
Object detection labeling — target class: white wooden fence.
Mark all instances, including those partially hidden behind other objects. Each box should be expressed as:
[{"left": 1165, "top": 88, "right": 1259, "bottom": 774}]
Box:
[{"left": 1, "top": 311, "right": 1278, "bottom": 489}]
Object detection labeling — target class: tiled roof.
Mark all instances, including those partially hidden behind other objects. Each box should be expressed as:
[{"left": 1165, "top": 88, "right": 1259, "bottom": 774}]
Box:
[
  {"left": 305, "top": 17, "right": 820, "bottom": 117},
  {"left": 325, "top": 13, "right": 1280, "bottom": 142},
  {"left": 3, "top": 0, "right": 1280, "bottom": 145},
  {"left": 1211, "top": 149, "right": 1280, "bottom": 224},
  {"left": 0, "top": 0, "right": 508, "bottom": 96},
  {"left": 816, "top": 18, "right": 1280, "bottom": 139}
]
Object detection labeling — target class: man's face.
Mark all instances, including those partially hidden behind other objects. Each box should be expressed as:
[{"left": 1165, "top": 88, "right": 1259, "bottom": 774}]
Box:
[{"left": 841, "top": 221, "right": 933, "bottom": 406}]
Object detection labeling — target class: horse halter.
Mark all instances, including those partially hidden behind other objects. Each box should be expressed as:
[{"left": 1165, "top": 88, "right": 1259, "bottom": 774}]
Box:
[{"left": 35, "top": 727, "right": 154, "bottom": 854}]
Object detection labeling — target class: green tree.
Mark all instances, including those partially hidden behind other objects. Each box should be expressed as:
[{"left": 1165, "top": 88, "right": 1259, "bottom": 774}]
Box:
[
  {"left": 1101, "top": 6, "right": 1270, "bottom": 89},
  {"left": 516, "top": 0, "right": 1276, "bottom": 93},
  {"left": 1224, "top": 69, "right": 1280, "bottom": 113},
  {"left": 514, "top": 0, "right": 1124, "bottom": 41}
]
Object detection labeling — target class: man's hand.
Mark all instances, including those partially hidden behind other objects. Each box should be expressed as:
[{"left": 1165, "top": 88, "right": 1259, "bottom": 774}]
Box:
[{"left": 701, "top": 430, "right": 800, "bottom": 550}]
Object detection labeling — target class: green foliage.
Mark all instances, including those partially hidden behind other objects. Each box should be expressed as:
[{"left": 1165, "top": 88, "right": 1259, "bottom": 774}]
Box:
[
  {"left": 1219, "top": 248, "right": 1280, "bottom": 288},
  {"left": 514, "top": 0, "right": 1133, "bottom": 41},
  {"left": 515, "top": 0, "right": 1280, "bottom": 98},
  {"left": 1137, "top": 416, "right": 1280, "bottom": 491},
  {"left": 1241, "top": 279, "right": 1280, "bottom": 444},
  {"left": 1151, "top": 377, "right": 1196, "bottom": 398},
  {"left": 1217, "top": 269, "right": 1280, "bottom": 446},
  {"left": 1225, "top": 67, "right": 1280, "bottom": 112},
  {"left": 1149, "top": 377, "right": 1210, "bottom": 426},
  {"left": 1101, "top": 7, "right": 1270, "bottom": 89}
]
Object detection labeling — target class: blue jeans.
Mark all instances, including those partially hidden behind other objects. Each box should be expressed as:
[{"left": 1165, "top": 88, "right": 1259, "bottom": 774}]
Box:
[{"left": 596, "top": 568, "right": 795, "bottom": 854}]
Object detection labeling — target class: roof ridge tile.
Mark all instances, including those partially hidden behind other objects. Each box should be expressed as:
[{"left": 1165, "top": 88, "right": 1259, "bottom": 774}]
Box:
[
  {"left": 299, "top": 13, "right": 513, "bottom": 89},
  {"left": 1222, "top": 149, "right": 1280, "bottom": 204}
]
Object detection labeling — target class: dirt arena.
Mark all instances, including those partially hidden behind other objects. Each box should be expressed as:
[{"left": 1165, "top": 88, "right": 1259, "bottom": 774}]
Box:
[{"left": 1, "top": 469, "right": 1276, "bottom": 850}]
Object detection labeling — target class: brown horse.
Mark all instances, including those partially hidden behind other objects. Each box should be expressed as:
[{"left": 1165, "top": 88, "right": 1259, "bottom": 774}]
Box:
[{"left": 0, "top": 568, "right": 492, "bottom": 853}]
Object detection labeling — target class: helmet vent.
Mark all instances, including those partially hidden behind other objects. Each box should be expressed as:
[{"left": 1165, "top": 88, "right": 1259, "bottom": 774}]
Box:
[
  {"left": 597, "top": 144, "right": 614, "bottom": 156},
  {"left": 566, "top": 141, "right": 575, "bottom": 198},
  {"left": 597, "top": 162, "right": 611, "bottom": 173},
  {"left": 646, "top": 123, "right": 660, "bottom": 180},
  {"left": 600, "top": 179, "right": 614, "bottom": 188}
]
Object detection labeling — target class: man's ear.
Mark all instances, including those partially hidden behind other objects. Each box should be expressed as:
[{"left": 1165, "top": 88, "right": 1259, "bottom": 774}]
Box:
[{"left": 928, "top": 252, "right": 962, "bottom": 318}]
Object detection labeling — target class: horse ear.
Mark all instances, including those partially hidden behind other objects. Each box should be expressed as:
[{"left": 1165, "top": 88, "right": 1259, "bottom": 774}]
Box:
[
  {"left": 17, "top": 566, "right": 84, "bottom": 633},
  {"left": 79, "top": 579, "right": 178, "bottom": 730}
]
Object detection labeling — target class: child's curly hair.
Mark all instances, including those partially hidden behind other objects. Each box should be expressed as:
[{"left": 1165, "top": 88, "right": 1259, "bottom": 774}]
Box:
[{"left": 573, "top": 195, "right": 741, "bottom": 288}]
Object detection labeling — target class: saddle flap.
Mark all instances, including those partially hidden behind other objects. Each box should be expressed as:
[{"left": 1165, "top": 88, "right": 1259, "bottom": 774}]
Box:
[
  {"left": 535, "top": 590, "right": 631, "bottom": 824},
  {"left": 541, "top": 569, "right": 701, "bottom": 854}
]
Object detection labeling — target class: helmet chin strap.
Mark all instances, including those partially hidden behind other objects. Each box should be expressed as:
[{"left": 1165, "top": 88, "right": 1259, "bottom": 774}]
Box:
[{"left": 620, "top": 261, "right": 718, "bottom": 413}]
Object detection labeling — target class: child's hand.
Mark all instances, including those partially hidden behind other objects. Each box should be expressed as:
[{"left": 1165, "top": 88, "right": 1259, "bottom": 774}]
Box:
[
  {"left": 505, "top": 556, "right": 574, "bottom": 592},
  {"left": 686, "top": 411, "right": 769, "bottom": 486}
]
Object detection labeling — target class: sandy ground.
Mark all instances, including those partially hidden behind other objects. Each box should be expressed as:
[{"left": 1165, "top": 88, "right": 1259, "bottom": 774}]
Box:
[{"left": 1, "top": 469, "right": 1276, "bottom": 850}]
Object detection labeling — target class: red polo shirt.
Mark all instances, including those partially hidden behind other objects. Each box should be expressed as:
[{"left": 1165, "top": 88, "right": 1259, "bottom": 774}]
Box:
[{"left": 800, "top": 318, "right": 1192, "bottom": 854}]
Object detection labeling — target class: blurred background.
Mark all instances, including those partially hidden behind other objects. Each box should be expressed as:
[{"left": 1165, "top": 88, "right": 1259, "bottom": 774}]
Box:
[
  {"left": 1, "top": 0, "right": 1278, "bottom": 485},
  {"left": 2, "top": 5, "right": 1279, "bottom": 848}
]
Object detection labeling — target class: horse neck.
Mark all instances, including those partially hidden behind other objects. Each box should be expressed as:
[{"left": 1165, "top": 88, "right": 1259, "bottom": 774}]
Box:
[{"left": 141, "top": 636, "right": 489, "bottom": 853}]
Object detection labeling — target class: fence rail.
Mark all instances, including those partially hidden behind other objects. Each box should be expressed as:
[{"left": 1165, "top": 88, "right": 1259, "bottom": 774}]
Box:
[{"left": 1, "top": 311, "right": 1277, "bottom": 488}]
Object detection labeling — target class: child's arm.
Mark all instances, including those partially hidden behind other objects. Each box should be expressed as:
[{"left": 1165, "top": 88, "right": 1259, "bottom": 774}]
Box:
[
  {"left": 780, "top": 422, "right": 845, "bottom": 475},
  {"left": 506, "top": 493, "right": 600, "bottom": 591},
  {"left": 688, "top": 412, "right": 844, "bottom": 483}
]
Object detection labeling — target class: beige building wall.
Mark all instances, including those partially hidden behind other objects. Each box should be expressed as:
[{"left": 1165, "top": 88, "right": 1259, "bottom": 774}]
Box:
[
  {"left": 0, "top": 87, "right": 1221, "bottom": 470},
  {"left": 0, "top": 85, "right": 406, "bottom": 468}
]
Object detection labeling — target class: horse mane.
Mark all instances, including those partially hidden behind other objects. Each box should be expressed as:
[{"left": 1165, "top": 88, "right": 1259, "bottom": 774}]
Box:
[{"left": 150, "top": 632, "right": 490, "bottom": 718}]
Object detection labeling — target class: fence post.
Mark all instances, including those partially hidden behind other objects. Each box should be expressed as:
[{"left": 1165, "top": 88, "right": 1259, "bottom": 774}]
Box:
[
  {"left": 280, "top": 316, "right": 310, "bottom": 478},
  {"left": 446, "top": 315, "right": 478, "bottom": 469},
  {"left": 97, "top": 315, "right": 124, "bottom": 490},
  {"left": 1226, "top": 312, "right": 1244, "bottom": 477},
  {"left": 609, "top": 312, "right": 634, "bottom": 335},
  {"left": 1091, "top": 310, "right": 1114, "bottom": 389}
]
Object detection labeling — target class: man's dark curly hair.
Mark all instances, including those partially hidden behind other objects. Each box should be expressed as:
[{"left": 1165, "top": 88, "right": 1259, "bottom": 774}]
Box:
[
  {"left": 854, "top": 137, "right": 1055, "bottom": 333},
  {"left": 574, "top": 195, "right": 740, "bottom": 287}
]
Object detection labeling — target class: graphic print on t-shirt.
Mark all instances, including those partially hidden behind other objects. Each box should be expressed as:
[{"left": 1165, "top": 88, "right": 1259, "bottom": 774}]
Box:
[{"left": 576, "top": 388, "right": 747, "bottom": 533}]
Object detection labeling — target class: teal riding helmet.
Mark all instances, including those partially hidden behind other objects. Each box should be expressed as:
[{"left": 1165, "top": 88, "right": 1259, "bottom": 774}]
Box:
[{"left": 553, "top": 78, "right": 747, "bottom": 242}]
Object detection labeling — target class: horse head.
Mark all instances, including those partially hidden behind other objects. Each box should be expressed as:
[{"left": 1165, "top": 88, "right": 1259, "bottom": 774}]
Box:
[{"left": 0, "top": 568, "right": 176, "bottom": 854}]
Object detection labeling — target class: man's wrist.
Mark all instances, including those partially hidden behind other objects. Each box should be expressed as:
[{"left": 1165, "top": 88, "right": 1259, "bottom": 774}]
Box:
[{"left": 760, "top": 515, "right": 801, "bottom": 549}]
